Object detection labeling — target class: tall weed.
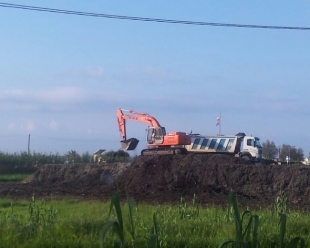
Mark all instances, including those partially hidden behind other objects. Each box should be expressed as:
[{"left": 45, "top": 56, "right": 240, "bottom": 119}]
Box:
[{"left": 220, "top": 190, "right": 305, "bottom": 248}]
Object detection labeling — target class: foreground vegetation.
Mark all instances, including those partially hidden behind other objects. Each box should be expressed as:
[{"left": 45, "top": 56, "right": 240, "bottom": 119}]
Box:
[
  {"left": 0, "top": 154, "right": 308, "bottom": 247},
  {"left": 0, "top": 190, "right": 308, "bottom": 248}
]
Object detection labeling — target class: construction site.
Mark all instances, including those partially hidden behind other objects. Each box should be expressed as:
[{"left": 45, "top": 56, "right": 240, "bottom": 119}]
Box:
[
  {"left": 0, "top": 108, "right": 308, "bottom": 210},
  {"left": 0, "top": 153, "right": 310, "bottom": 210}
]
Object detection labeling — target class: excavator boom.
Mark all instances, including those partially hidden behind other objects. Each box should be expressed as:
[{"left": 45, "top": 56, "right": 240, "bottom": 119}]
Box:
[{"left": 117, "top": 108, "right": 161, "bottom": 140}]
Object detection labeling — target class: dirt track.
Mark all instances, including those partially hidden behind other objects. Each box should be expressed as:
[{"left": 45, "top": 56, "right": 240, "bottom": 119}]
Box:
[{"left": 1, "top": 154, "right": 310, "bottom": 209}]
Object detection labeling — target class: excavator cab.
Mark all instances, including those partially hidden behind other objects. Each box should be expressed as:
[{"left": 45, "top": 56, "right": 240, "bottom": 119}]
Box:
[{"left": 147, "top": 127, "right": 166, "bottom": 144}]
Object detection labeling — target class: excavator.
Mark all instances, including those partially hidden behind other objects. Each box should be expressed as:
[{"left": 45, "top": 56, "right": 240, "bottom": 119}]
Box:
[{"left": 117, "top": 108, "right": 191, "bottom": 156}]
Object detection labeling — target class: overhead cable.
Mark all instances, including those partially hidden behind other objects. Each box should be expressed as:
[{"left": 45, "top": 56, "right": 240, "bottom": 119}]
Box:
[{"left": 0, "top": 2, "right": 309, "bottom": 31}]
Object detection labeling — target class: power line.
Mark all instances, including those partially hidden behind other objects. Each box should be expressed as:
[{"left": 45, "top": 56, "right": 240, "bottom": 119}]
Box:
[{"left": 0, "top": 2, "right": 310, "bottom": 31}]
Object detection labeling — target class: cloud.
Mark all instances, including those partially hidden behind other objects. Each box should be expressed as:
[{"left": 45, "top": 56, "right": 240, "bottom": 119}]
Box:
[
  {"left": 49, "top": 120, "right": 59, "bottom": 130},
  {"left": 117, "top": 65, "right": 167, "bottom": 84},
  {"left": 0, "top": 87, "right": 124, "bottom": 104},
  {"left": 58, "top": 66, "right": 105, "bottom": 80},
  {"left": 38, "top": 87, "right": 87, "bottom": 103},
  {"left": 7, "top": 121, "right": 33, "bottom": 132},
  {"left": 0, "top": 87, "right": 91, "bottom": 110},
  {"left": 25, "top": 120, "right": 35, "bottom": 132},
  {"left": 7, "top": 122, "right": 16, "bottom": 130},
  {"left": 86, "top": 67, "right": 104, "bottom": 77},
  {"left": 0, "top": 86, "right": 139, "bottom": 113}
]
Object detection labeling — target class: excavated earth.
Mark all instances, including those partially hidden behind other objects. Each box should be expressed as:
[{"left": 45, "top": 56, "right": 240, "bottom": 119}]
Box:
[{"left": 1, "top": 154, "right": 310, "bottom": 210}]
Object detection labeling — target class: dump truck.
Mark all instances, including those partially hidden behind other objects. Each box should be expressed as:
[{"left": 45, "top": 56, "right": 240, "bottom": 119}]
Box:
[{"left": 184, "top": 132, "right": 262, "bottom": 163}]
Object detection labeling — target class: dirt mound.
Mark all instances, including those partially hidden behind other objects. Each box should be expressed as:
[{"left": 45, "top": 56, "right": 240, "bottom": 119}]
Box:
[
  {"left": 114, "top": 154, "right": 310, "bottom": 208},
  {"left": 23, "top": 162, "right": 130, "bottom": 186},
  {"left": 1, "top": 154, "right": 310, "bottom": 209}
]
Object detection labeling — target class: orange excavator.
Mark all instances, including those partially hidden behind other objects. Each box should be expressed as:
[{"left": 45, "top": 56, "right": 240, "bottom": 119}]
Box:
[{"left": 117, "top": 108, "right": 191, "bottom": 155}]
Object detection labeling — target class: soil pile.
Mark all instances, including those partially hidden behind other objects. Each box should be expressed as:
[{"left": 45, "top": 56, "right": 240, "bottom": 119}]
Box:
[
  {"left": 23, "top": 162, "right": 130, "bottom": 186},
  {"left": 1, "top": 154, "right": 310, "bottom": 209},
  {"left": 115, "top": 154, "right": 310, "bottom": 209}
]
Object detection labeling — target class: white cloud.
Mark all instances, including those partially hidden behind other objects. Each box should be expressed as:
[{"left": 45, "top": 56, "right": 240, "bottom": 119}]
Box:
[
  {"left": 118, "top": 65, "right": 167, "bottom": 84},
  {"left": 25, "top": 120, "right": 35, "bottom": 132},
  {"left": 86, "top": 67, "right": 104, "bottom": 77},
  {"left": 39, "top": 87, "right": 86, "bottom": 103},
  {"left": 0, "top": 87, "right": 127, "bottom": 105},
  {"left": 0, "top": 86, "right": 150, "bottom": 114},
  {"left": 7, "top": 121, "right": 34, "bottom": 132},
  {"left": 8, "top": 122, "right": 16, "bottom": 130},
  {"left": 58, "top": 66, "right": 105, "bottom": 80},
  {"left": 49, "top": 120, "right": 59, "bottom": 130},
  {"left": 0, "top": 87, "right": 90, "bottom": 112}
]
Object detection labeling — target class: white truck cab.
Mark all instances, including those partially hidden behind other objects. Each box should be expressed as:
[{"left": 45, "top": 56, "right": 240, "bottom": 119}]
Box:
[{"left": 239, "top": 134, "right": 262, "bottom": 163}]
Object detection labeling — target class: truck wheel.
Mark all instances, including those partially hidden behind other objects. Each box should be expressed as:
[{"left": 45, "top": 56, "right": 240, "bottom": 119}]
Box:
[{"left": 241, "top": 155, "right": 251, "bottom": 165}]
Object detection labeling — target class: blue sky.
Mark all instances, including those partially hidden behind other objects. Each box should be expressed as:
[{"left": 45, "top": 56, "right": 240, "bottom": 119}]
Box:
[{"left": 1, "top": 1, "right": 310, "bottom": 156}]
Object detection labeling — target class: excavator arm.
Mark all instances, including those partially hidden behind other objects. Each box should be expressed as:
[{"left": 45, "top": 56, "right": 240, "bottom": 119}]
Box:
[
  {"left": 117, "top": 108, "right": 164, "bottom": 151},
  {"left": 117, "top": 108, "right": 161, "bottom": 140},
  {"left": 116, "top": 108, "right": 191, "bottom": 154}
]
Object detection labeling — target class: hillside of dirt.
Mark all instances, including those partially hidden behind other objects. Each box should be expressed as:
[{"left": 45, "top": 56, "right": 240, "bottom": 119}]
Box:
[{"left": 1, "top": 154, "right": 310, "bottom": 209}]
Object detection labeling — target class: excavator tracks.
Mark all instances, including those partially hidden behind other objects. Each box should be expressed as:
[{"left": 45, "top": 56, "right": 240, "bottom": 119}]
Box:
[{"left": 141, "top": 147, "right": 187, "bottom": 156}]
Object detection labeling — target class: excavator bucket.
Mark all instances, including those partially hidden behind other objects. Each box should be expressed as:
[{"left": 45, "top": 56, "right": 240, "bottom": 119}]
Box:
[{"left": 121, "top": 138, "right": 139, "bottom": 151}]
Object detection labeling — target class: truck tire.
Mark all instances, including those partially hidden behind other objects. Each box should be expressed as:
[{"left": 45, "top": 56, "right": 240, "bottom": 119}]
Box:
[{"left": 241, "top": 155, "right": 251, "bottom": 165}]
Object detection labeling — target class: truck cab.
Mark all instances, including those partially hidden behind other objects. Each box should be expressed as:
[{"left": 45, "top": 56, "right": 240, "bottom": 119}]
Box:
[{"left": 240, "top": 136, "right": 262, "bottom": 163}]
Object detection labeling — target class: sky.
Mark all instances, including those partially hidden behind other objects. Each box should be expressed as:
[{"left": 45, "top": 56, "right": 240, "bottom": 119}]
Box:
[{"left": 0, "top": 1, "right": 310, "bottom": 156}]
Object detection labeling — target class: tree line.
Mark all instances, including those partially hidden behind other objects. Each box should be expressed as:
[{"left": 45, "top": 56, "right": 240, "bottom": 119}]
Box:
[
  {"left": 0, "top": 150, "right": 131, "bottom": 173},
  {"left": 262, "top": 140, "right": 305, "bottom": 163}
]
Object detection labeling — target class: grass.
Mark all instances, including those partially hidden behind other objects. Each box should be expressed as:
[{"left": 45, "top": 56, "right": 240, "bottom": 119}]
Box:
[
  {"left": 0, "top": 169, "right": 307, "bottom": 247},
  {"left": 0, "top": 173, "right": 31, "bottom": 182},
  {"left": 0, "top": 192, "right": 309, "bottom": 247}
]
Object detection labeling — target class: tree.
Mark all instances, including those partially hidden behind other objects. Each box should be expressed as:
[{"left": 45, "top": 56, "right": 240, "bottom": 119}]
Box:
[
  {"left": 262, "top": 140, "right": 278, "bottom": 160},
  {"left": 102, "top": 150, "right": 130, "bottom": 162},
  {"left": 295, "top": 148, "right": 304, "bottom": 163},
  {"left": 65, "top": 150, "right": 81, "bottom": 164},
  {"left": 279, "top": 144, "right": 304, "bottom": 164},
  {"left": 81, "top": 152, "right": 92, "bottom": 163}
]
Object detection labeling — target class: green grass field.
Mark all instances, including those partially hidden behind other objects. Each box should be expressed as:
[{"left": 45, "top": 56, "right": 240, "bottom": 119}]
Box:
[
  {"left": 0, "top": 173, "right": 31, "bottom": 182},
  {"left": 0, "top": 173, "right": 307, "bottom": 247},
  {"left": 0, "top": 191, "right": 309, "bottom": 248}
]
